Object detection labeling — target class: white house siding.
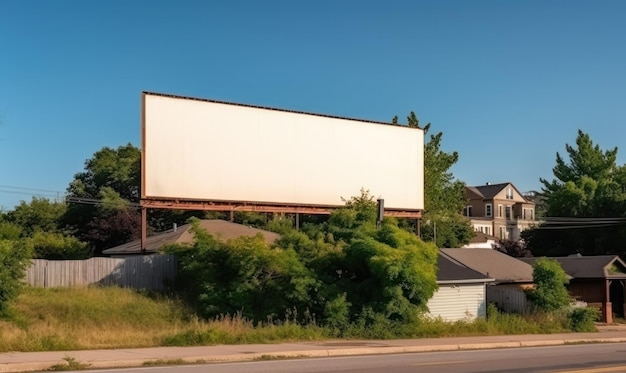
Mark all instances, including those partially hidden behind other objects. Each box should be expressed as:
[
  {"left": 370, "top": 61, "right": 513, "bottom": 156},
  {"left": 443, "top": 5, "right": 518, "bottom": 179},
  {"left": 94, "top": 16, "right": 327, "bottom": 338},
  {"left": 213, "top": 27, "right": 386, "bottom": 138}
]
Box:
[{"left": 427, "top": 283, "right": 487, "bottom": 321}]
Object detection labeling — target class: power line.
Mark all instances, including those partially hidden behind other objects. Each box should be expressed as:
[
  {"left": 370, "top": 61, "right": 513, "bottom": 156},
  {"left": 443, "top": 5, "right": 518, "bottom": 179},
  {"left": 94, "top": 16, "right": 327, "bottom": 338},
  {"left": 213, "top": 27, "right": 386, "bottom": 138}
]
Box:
[
  {"left": 0, "top": 185, "right": 63, "bottom": 194},
  {"left": 65, "top": 196, "right": 141, "bottom": 209}
]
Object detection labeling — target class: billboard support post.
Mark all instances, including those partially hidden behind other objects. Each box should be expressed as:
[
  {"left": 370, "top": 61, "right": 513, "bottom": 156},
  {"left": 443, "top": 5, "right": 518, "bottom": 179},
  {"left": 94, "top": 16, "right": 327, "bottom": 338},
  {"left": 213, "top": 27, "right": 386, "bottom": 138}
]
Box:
[{"left": 141, "top": 207, "right": 147, "bottom": 254}]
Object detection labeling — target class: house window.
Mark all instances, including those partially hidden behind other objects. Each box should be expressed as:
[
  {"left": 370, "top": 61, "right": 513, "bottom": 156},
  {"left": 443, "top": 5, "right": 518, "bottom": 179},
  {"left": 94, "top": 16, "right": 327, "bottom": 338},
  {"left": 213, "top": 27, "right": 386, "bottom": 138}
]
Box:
[
  {"left": 506, "top": 188, "right": 513, "bottom": 199},
  {"left": 505, "top": 205, "right": 512, "bottom": 220},
  {"left": 522, "top": 208, "right": 534, "bottom": 220},
  {"left": 485, "top": 204, "right": 492, "bottom": 217},
  {"left": 485, "top": 226, "right": 491, "bottom": 235},
  {"left": 499, "top": 226, "right": 506, "bottom": 239},
  {"left": 498, "top": 204, "right": 503, "bottom": 217},
  {"left": 464, "top": 205, "right": 473, "bottom": 217}
]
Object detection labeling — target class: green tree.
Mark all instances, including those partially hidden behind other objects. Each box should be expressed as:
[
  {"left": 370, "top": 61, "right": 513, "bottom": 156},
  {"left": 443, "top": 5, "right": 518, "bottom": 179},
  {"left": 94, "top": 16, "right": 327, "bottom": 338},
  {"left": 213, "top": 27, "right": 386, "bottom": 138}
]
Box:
[
  {"left": 526, "top": 258, "right": 572, "bottom": 312},
  {"left": 0, "top": 239, "right": 33, "bottom": 314},
  {"left": 63, "top": 144, "right": 203, "bottom": 254},
  {"left": 525, "top": 130, "right": 626, "bottom": 257},
  {"left": 26, "top": 231, "right": 91, "bottom": 260},
  {"left": 395, "top": 112, "right": 472, "bottom": 247},
  {"left": 5, "top": 197, "right": 66, "bottom": 236},
  {"left": 280, "top": 191, "right": 439, "bottom": 327},
  {"left": 62, "top": 144, "right": 141, "bottom": 254},
  {"left": 0, "top": 222, "right": 22, "bottom": 240}
]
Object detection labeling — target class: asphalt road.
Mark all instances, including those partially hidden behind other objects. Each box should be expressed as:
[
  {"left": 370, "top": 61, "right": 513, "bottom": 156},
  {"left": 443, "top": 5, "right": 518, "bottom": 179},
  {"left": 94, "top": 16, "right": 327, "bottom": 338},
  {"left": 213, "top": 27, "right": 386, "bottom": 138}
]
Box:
[{"left": 49, "top": 343, "right": 626, "bottom": 373}]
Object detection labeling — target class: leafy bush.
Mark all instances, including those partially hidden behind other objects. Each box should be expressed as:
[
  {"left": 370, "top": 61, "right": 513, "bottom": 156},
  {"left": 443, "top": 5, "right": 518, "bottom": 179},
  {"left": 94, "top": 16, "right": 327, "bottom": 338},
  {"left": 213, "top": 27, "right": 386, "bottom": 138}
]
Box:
[
  {"left": 166, "top": 220, "right": 317, "bottom": 322},
  {"left": 568, "top": 307, "right": 599, "bottom": 332},
  {"left": 168, "top": 191, "right": 439, "bottom": 329},
  {"left": 526, "top": 258, "right": 572, "bottom": 312},
  {"left": 26, "top": 231, "right": 91, "bottom": 260},
  {"left": 0, "top": 240, "right": 33, "bottom": 314}
]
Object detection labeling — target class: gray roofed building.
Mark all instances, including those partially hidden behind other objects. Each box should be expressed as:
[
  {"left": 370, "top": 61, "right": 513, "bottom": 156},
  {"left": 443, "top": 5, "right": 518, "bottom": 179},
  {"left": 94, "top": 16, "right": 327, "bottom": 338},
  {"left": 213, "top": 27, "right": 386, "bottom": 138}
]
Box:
[
  {"left": 463, "top": 181, "right": 536, "bottom": 241},
  {"left": 520, "top": 255, "right": 626, "bottom": 323},
  {"left": 428, "top": 253, "right": 494, "bottom": 322},
  {"left": 520, "top": 255, "right": 626, "bottom": 279},
  {"left": 437, "top": 253, "right": 493, "bottom": 283},
  {"left": 470, "top": 182, "right": 528, "bottom": 200},
  {"left": 102, "top": 219, "right": 280, "bottom": 256},
  {"left": 440, "top": 248, "right": 534, "bottom": 283}
]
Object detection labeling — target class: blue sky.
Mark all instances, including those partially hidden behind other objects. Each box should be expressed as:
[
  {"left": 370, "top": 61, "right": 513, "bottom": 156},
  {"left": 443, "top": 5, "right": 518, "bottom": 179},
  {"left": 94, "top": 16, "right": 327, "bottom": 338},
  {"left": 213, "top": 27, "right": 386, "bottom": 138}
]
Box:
[{"left": 1, "top": 0, "right": 625, "bottom": 210}]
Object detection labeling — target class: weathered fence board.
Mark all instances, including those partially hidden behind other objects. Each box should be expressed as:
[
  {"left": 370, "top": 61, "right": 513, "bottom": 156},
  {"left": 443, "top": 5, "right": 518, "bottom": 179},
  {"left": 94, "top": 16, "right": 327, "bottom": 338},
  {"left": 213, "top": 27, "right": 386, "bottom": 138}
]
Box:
[{"left": 25, "top": 255, "right": 178, "bottom": 291}]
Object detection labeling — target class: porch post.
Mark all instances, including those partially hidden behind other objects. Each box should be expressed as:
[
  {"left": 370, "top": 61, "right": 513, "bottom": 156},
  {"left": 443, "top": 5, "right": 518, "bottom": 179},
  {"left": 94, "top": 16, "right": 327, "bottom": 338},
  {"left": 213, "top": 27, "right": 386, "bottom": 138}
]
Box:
[{"left": 604, "top": 279, "right": 613, "bottom": 324}]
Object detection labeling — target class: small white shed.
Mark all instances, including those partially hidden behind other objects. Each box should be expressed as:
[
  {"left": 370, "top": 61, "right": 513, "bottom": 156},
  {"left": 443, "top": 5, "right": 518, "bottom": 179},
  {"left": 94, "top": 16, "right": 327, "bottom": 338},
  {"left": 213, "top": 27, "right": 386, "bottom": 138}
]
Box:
[{"left": 428, "top": 254, "right": 495, "bottom": 322}]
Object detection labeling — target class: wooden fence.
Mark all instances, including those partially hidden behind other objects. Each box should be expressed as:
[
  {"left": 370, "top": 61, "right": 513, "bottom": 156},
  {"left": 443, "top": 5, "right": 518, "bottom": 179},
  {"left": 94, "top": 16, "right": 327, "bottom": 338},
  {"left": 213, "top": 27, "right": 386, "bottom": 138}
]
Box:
[{"left": 25, "top": 255, "right": 178, "bottom": 291}]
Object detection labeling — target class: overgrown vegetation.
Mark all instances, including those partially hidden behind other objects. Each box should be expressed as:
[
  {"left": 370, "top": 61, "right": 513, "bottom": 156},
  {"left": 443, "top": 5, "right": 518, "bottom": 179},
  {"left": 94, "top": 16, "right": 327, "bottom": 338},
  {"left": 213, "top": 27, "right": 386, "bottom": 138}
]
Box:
[
  {"left": 524, "top": 258, "right": 599, "bottom": 332},
  {"left": 166, "top": 191, "right": 439, "bottom": 329},
  {"left": 526, "top": 258, "right": 572, "bottom": 312},
  {"left": 0, "top": 287, "right": 588, "bottom": 352},
  {"left": 0, "top": 239, "right": 33, "bottom": 314}
]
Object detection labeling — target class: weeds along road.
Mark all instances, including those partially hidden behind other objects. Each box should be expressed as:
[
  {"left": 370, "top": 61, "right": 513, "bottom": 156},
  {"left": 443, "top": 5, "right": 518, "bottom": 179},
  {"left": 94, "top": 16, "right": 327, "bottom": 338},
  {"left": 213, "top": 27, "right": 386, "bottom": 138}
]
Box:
[{"left": 64, "top": 343, "right": 626, "bottom": 373}]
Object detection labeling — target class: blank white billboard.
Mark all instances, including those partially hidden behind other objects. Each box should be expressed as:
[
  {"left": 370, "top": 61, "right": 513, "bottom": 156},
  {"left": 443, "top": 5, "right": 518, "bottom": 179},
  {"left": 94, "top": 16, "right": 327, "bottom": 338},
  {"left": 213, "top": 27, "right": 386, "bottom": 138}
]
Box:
[{"left": 142, "top": 92, "right": 424, "bottom": 211}]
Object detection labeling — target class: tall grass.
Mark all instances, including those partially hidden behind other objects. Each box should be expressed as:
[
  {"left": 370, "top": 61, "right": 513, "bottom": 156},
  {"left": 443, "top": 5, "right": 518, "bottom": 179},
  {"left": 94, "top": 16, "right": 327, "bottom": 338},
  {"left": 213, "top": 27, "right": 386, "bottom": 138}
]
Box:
[{"left": 0, "top": 287, "right": 581, "bottom": 352}]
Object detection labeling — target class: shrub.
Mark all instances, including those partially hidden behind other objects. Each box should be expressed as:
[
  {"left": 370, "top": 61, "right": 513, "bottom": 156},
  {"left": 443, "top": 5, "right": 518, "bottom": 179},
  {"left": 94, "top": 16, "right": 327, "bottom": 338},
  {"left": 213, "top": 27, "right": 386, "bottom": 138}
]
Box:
[
  {"left": 0, "top": 240, "right": 33, "bottom": 314},
  {"left": 526, "top": 258, "right": 572, "bottom": 312},
  {"left": 568, "top": 307, "right": 599, "bottom": 332}
]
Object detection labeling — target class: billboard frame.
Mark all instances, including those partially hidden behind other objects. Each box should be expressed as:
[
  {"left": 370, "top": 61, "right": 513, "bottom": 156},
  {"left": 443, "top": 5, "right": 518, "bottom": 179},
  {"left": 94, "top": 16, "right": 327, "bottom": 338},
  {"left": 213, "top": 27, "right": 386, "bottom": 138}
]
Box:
[{"left": 139, "top": 92, "right": 423, "bottom": 252}]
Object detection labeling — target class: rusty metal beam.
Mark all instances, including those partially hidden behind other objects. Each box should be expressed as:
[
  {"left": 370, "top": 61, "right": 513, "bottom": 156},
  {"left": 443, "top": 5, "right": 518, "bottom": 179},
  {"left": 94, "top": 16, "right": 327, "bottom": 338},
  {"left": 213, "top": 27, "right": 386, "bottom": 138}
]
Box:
[{"left": 140, "top": 198, "right": 422, "bottom": 218}]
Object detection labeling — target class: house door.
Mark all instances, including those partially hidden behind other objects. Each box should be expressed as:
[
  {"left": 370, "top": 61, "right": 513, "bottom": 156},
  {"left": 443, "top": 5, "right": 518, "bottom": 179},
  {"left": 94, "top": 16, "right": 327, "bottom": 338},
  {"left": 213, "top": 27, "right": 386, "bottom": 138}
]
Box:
[{"left": 610, "top": 280, "right": 625, "bottom": 318}]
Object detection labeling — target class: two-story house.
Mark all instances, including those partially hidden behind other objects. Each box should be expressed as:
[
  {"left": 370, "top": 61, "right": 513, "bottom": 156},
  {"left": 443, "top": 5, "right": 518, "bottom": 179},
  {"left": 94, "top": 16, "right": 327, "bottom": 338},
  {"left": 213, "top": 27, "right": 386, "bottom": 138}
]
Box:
[{"left": 463, "top": 182, "right": 536, "bottom": 241}]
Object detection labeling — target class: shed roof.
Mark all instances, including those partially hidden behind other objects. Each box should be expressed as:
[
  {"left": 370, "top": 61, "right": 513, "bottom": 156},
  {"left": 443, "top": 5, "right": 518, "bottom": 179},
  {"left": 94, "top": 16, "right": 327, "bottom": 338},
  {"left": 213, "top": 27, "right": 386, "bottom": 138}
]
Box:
[
  {"left": 102, "top": 219, "right": 280, "bottom": 255},
  {"left": 440, "top": 248, "right": 534, "bottom": 283},
  {"left": 520, "top": 255, "right": 626, "bottom": 279},
  {"left": 437, "top": 253, "right": 494, "bottom": 284}
]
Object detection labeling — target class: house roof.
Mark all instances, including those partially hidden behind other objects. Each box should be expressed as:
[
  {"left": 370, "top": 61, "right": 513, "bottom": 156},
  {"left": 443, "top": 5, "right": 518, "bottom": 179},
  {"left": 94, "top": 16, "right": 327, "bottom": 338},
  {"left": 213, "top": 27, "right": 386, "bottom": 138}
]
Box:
[
  {"left": 440, "top": 248, "right": 535, "bottom": 283},
  {"left": 102, "top": 219, "right": 280, "bottom": 255},
  {"left": 469, "top": 231, "right": 498, "bottom": 244},
  {"left": 437, "top": 253, "right": 494, "bottom": 284},
  {"left": 468, "top": 182, "right": 529, "bottom": 203},
  {"left": 520, "top": 255, "right": 626, "bottom": 279},
  {"left": 470, "top": 183, "right": 510, "bottom": 199}
]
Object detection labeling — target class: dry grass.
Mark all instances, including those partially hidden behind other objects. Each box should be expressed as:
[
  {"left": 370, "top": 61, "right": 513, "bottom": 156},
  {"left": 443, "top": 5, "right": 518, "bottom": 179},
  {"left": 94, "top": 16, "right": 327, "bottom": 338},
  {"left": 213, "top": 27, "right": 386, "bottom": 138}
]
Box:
[
  {"left": 0, "top": 287, "right": 579, "bottom": 352},
  {"left": 0, "top": 287, "right": 198, "bottom": 351},
  {"left": 0, "top": 286, "right": 327, "bottom": 352}
]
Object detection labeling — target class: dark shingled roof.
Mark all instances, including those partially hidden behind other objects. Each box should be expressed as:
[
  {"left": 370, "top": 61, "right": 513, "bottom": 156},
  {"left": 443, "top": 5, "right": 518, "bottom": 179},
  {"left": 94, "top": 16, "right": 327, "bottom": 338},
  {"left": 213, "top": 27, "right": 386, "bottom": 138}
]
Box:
[
  {"left": 471, "top": 183, "right": 510, "bottom": 199},
  {"left": 469, "top": 231, "right": 498, "bottom": 244},
  {"left": 440, "top": 248, "right": 535, "bottom": 283},
  {"left": 520, "top": 255, "right": 626, "bottom": 279},
  {"left": 437, "top": 253, "right": 493, "bottom": 283},
  {"left": 102, "top": 219, "right": 280, "bottom": 255}
]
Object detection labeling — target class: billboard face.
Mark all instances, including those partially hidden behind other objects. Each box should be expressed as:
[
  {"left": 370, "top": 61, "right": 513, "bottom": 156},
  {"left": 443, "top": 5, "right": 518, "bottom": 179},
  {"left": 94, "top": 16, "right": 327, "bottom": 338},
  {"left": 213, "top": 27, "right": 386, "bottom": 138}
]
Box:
[{"left": 142, "top": 93, "right": 424, "bottom": 211}]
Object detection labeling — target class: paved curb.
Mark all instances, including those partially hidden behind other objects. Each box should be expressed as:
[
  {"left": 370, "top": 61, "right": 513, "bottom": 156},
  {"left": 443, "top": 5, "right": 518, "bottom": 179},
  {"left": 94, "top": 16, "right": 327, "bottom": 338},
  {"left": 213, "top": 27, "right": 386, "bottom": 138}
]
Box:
[{"left": 4, "top": 337, "right": 626, "bottom": 373}]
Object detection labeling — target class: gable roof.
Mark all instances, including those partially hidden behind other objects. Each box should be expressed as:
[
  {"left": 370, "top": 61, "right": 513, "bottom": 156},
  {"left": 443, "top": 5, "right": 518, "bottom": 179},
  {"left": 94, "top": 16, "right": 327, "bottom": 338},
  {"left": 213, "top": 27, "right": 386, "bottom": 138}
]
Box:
[
  {"left": 467, "top": 182, "right": 529, "bottom": 203},
  {"left": 440, "top": 248, "right": 534, "bottom": 283},
  {"left": 102, "top": 219, "right": 280, "bottom": 255},
  {"left": 471, "top": 183, "right": 509, "bottom": 199},
  {"left": 437, "top": 253, "right": 494, "bottom": 284},
  {"left": 520, "top": 255, "right": 626, "bottom": 279}
]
